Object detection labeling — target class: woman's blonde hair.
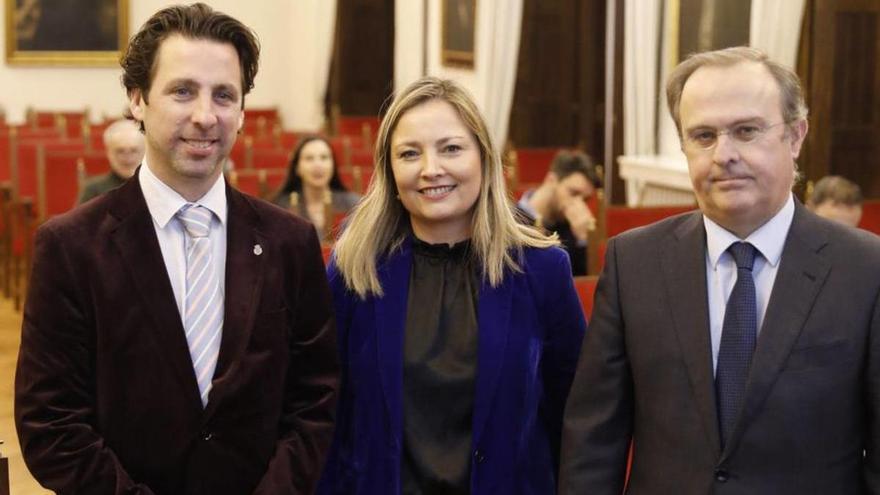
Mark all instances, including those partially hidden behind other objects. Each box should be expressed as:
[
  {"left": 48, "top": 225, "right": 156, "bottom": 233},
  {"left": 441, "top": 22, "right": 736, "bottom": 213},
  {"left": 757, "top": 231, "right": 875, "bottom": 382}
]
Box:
[{"left": 333, "top": 77, "right": 557, "bottom": 298}]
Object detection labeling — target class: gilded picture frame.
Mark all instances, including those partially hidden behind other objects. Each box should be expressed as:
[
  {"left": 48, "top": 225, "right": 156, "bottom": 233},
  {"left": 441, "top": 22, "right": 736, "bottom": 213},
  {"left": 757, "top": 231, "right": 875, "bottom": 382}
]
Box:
[
  {"left": 441, "top": 0, "right": 476, "bottom": 68},
  {"left": 5, "top": 0, "right": 129, "bottom": 66}
]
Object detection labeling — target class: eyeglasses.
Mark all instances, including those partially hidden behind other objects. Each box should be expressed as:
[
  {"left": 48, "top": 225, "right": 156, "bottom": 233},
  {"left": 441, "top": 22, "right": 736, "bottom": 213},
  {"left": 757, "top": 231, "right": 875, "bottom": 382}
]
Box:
[{"left": 683, "top": 122, "right": 788, "bottom": 151}]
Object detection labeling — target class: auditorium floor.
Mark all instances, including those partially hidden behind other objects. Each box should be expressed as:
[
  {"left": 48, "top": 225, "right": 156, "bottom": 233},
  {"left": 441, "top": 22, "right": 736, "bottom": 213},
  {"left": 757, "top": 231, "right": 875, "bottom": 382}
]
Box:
[{"left": 0, "top": 298, "right": 50, "bottom": 494}]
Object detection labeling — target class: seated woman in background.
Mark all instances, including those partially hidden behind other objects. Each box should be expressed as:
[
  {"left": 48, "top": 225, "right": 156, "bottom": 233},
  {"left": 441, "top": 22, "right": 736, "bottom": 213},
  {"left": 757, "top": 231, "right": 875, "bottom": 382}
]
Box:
[
  {"left": 318, "top": 77, "right": 587, "bottom": 494},
  {"left": 273, "top": 135, "right": 360, "bottom": 238}
]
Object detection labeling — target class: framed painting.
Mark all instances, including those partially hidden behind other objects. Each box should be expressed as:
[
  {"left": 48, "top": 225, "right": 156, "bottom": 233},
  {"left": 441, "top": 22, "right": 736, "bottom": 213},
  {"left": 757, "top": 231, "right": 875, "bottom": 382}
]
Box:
[
  {"left": 441, "top": 0, "right": 476, "bottom": 68},
  {"left": 5, "top": 0, "right": 129, "bottom": 66}
]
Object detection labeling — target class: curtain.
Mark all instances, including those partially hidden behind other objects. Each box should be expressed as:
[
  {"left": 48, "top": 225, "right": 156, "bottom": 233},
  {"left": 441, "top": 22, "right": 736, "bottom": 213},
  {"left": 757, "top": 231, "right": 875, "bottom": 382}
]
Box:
[
  {"left": 481, "top": 0, "right": 523, "bottom": 148},
  {"left": 287, "top": 0, "right": 337, "bottom": 130},
  {"left": 623, "top": 0, "right": 662, "bottom": 156},
  {"left": 749, "top": 0, "right": 806, "bottom": 68}
]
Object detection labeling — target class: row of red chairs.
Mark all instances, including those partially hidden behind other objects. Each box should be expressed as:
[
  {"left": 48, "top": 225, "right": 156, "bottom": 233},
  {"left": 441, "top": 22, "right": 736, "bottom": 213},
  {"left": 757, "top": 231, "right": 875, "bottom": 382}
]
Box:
[{"left": 0, "top": 110, "right": 382, "bottom": 312}]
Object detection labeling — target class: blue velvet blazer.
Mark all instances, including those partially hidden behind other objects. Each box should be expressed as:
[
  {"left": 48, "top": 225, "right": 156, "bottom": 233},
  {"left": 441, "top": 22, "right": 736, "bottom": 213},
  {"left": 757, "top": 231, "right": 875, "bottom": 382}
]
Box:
[{"left": 318, "top": 239, "right": 588, "bottom": 494}]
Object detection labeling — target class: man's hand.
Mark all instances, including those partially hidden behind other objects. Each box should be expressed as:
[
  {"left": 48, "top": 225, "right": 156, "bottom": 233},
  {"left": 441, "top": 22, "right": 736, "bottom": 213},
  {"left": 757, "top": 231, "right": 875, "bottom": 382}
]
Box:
[{"left": 563, "top": 200, "right": 596, "bottom": 242}]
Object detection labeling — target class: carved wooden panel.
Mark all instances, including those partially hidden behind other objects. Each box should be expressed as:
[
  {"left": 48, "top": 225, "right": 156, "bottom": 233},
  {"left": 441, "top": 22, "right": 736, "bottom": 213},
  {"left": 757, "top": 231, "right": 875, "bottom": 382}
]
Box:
[{"left": 804, "top": 0, "right": 880, "bottom": 198}]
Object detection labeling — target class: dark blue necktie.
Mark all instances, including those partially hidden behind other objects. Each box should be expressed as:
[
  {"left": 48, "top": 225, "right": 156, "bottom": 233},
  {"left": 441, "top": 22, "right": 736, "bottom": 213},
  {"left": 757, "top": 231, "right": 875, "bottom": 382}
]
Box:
[{"left": 715, "top": 242, "right": 757, "bottom": 448}]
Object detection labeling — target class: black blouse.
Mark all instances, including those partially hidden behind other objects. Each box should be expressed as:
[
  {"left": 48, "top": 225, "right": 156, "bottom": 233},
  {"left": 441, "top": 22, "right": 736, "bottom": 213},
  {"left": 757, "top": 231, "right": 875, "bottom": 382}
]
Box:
[{"left": 401, "top": 238, "right": 480, "bottom": 495}]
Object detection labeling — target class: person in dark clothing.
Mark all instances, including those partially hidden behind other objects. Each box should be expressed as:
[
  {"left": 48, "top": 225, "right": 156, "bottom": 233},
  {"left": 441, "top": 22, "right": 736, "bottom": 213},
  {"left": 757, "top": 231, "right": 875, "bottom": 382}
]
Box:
[
  {"left": 517, "top": 150, "right": 600, "bottom": 275},
  {"left": 77, "top": 119, "right": 144, "bottom": 204},
  {"left": 271, "top": 135, "right": 360, "bottom": 240}
]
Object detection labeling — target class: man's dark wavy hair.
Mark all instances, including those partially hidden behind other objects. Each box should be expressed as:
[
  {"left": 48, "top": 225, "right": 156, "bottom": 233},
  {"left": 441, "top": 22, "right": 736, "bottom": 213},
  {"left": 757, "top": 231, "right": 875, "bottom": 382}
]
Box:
[{"left": 120, "top": 2, "right": 260, "bottom": 106}]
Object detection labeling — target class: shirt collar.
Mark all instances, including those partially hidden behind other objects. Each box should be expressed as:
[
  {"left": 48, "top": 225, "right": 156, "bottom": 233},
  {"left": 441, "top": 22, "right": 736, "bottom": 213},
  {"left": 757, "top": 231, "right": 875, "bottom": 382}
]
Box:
[
  {"left": 704, "top": 193, "right": 794, "bottom": 269},
  {"left": 138, "top": 158, "right": 228, "bottom": 228},
  {"left": 517, "top": 189, "right": 538, "bottom": 218}
]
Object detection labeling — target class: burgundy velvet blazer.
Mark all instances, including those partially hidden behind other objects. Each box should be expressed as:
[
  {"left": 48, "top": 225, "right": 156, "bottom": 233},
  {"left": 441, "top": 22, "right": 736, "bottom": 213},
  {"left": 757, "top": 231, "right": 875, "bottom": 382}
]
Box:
[{"left": 15, "top": 172, "right": 339, "bottom": 495}]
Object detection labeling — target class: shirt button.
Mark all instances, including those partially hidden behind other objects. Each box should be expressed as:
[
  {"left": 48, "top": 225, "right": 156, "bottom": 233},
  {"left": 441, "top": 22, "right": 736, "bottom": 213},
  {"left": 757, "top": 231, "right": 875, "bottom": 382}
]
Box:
[
  {"left": 201, "top": 431, "right": 213, "bottom": 441},
  {"left": 714, "top": 468, "right": 729, "bottom": 482},
  {"left": 473, "top": 450, "right": 485, "bottom": 463}
]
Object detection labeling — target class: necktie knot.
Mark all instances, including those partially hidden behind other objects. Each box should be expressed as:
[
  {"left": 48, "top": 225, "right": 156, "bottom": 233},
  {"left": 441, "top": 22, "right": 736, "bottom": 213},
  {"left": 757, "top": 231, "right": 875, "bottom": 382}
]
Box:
[
  {"left": 728, "top": 242, "right": 756, "bottom": 271},
  {"left": 178, "top": 204, "right": 212, "bottom": 238}
]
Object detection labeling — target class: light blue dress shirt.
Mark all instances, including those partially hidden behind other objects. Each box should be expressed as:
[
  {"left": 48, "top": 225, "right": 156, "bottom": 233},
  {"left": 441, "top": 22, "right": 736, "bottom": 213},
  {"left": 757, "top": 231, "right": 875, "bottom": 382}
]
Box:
[{"left": 703, "top": 194, "right": 794, "bottom": 374}]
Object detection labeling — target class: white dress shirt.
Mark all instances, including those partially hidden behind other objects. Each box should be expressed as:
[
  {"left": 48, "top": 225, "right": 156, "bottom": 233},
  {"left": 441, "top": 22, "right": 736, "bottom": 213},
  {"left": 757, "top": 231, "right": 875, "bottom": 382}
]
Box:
[
  {"left": 138, "top": 161, "right": 228, "bottom": 324},
  {"left": 704, "top": 194, "right": 794, "bottom": 374}
]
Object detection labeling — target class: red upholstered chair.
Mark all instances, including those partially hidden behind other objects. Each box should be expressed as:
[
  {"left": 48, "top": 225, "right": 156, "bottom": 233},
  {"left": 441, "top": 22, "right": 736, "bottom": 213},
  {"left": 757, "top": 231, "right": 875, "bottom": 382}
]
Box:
[
  {"left": 512, "top": 147, "right": 564, "bottom": 185},
  {"left": 76, "top": 151, "right": 111, "bottom": 177},
  {"left": 353, "top": 166, "right": 374, "bottom": 194},
  {"left": 321, "top": 244, "right": 333, "bottom": 265},
  {"left": 262, "top": 168, "right": 287, "bottom": 196},
  {"left": 336, "top": 115, "right": 380, "bottom": 146},
  {"left": 228, "top": 169, "right": 262, "bottom": 197},
  {"left": 228, "top": 168, "right": 287, "bottom": 200},
  {"left": 604, "top": 205, "right": 696, "bottom": 238},
  {"left": 38, "top": 149, "right": 88, "bottom": 220},
  {"left": 858, "top": 200, "right": 880, "bottom": 235},
  {"left": 590, "top": 204, "right": 694, "bottom": 275},
  {"left": 327, "top": 136, "right": 350, "bottom": 159},
  {"left": 242, "top": 108, "right": 281, "bottom": 139},
  {"left": 573, "top": 276, "right": 598, "bottom": 320},
  {"left": 0, "top": 184, "right": 13, "bottom": 298},
  {"left": 273, "top": 129, "right": 303, "bottom": 150},
  {"left": 347, "top": 147, "right": 374, "bottom": 168},
  {"left": 244, "top": 107, "right": 281, "bottom": 125},
  {"left": 251, "top": 147, "right": 291, "bottom": 170},
  {"left": 27, "top": 110, "right": 89, "bottom": 138},
  {"left": 9, "top": 198, "right": 36, "bottom": 311},
  {"left": 16, "top": 141, "right": 87, "bottom": 204}
]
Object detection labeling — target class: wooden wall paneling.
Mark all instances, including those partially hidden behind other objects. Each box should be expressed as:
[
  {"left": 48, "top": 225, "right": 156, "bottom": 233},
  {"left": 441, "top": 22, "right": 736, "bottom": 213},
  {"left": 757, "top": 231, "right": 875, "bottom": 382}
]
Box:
[
  {"left": 806, "top": 0, "right": 880, "bottom": 199},
  {"left": 328, "top": 0, "right": 395, "bottom": 119},
  {"left": 795, "top": 0, "right": 815, "bottom": 199},
  {"left": 610, "top": 0, "right": 625, "bottom": 205}
]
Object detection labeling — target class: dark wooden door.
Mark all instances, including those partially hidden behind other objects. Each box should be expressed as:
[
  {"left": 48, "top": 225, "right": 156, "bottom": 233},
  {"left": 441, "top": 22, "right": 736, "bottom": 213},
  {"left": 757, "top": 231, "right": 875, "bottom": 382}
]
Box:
[
  {"left": 327, "top": 0, "right": 395, "bottom": 118},
  {"left": 801, "top": 0, "right": 880, "bottom": 198}
]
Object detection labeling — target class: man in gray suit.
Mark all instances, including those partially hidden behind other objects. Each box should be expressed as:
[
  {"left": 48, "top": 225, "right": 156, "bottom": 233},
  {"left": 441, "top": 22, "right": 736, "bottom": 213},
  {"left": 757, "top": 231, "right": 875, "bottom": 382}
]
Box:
[{"left": 559, "top": 46, "right": 880, "bottom": 494}]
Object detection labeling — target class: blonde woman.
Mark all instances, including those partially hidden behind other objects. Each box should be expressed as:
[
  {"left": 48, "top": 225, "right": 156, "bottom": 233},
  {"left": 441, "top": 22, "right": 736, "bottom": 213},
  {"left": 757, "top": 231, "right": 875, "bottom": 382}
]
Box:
[{"left": 318, "top": 77, "right": 587, "bottom": 494}]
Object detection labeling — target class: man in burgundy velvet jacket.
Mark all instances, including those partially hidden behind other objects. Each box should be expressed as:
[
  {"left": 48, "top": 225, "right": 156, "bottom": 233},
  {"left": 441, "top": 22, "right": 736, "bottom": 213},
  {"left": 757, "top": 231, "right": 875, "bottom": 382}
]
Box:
[{"left": 14, "top": 4, "right": 338, "bottom": 494}]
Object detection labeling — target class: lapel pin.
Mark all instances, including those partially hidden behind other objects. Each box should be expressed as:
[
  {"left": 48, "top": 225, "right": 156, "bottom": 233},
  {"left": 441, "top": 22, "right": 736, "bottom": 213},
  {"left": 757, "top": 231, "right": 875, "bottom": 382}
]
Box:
[{"left": 253, "top": 244, "right": 263, "bottom": 256}]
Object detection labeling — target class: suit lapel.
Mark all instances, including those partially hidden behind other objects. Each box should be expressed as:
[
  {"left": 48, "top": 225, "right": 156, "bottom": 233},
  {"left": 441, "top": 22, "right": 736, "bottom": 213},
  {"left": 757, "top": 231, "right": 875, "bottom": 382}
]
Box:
[
  {"left": 721, "top": 203, "right": 830, "bottom": 461},
  {"left": 203, "top": 187, "right": 266, "bottom": 419},
  {"left": 472, "top": 272, "right": 513, "bottom": 446},
  {"left": 660, "top": 212, "right": 722, "bottom": 455},
  {"left": 108, "top": 176, "right": 203, "bottom": 409},
  {"left": 374, "top": 240, "right": 412, "bottom": 445}
]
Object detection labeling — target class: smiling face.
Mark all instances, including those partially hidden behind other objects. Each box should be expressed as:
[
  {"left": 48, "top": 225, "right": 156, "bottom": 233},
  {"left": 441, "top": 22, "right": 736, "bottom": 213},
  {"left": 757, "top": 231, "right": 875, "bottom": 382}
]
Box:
[
  {"left": 296, "top": 139, "right": 335, "bottom": 190},
  {"left": 390, "top": 98, "right": 482, "bottom": 244},
  {"left": 129, "top": 34, "right": 244, "bottom": 200},
  {"left": 680, "top": 61, "right": 807, "bottom": 238}
]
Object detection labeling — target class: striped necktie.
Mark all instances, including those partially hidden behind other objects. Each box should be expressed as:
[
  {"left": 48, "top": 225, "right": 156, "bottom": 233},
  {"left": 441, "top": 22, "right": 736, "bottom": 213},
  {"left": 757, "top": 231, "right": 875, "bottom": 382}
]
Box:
[{"left": 177, "top": 204, "right": 223, "bottom": 407}]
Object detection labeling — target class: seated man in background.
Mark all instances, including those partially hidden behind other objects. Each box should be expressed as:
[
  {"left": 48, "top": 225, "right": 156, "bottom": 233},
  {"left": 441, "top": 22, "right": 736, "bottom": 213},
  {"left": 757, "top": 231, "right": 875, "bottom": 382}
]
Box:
[
  {"left": 77, "top": 119, "right": 144, "bottom": 204},
  {"left": 518, "top": 150, "right": 600, "bottom": 275},
  {"left": 806, "top": 175, "right": 863, "bottom": 227}
]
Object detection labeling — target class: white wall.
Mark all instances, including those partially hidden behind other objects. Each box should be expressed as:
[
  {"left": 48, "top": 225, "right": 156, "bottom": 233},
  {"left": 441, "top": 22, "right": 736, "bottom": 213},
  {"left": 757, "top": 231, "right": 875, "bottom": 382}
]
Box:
[
  {"left": 395, "top": 0, "right": 522, "bottom": 147},
  {"left": 2, "top": 0, "right": 522, "bottom": 136},
  {"left": 396, "top": 0, "right": 492, "bottom": 115},
  {"left": 0, "top": 0, "right": 324, "bottom": 129}
]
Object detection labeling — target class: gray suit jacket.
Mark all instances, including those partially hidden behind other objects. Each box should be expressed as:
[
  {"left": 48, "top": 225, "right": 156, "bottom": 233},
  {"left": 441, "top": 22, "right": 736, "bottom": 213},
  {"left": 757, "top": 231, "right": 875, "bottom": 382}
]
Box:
[{"left": 560, "top": 202, "right": 880, "bottom": 494}]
